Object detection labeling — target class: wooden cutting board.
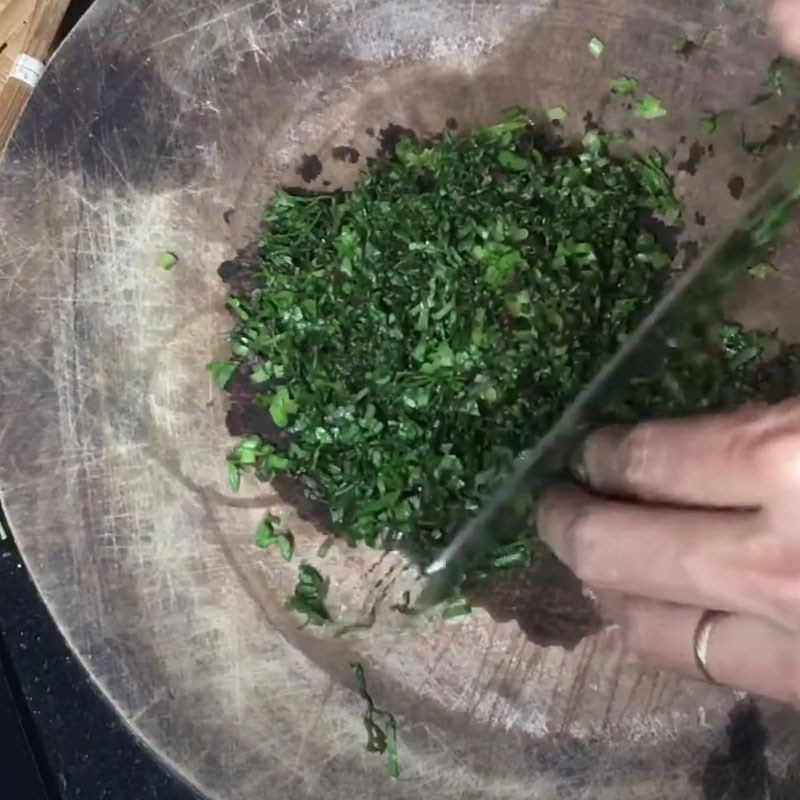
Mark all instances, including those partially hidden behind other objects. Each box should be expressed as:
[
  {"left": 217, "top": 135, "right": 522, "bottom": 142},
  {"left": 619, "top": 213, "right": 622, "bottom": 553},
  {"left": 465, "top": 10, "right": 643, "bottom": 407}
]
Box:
[{"left": 2, "top": 1, "right": 800, "bottom": 799}]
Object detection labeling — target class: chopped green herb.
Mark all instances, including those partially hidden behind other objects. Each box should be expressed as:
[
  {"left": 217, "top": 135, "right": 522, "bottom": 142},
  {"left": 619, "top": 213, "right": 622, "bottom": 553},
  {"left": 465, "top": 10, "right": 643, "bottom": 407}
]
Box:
[
  {"left": 701, "top": 110, "right": 734, "bottom": 135},
  {"left": 547, "top": 106, "right": 567, "bottom": 122},
  {"left": 255, "top": 514, "right": 294, "bottom": 561},
  {"left": 285, "top": 565, "right": 330, "bottom": 626},
  {"left": 216, "top": 110, "right": 796, "bottom": 580},
  {"left": 442, "top": 601, "right": 473, "bottom": 620},
  {"left": 352, "top": 663, "right": 399, "bottom": 778},
  {"left": 606, "top": 129, "right": 635, "bottom": 144},
  {"left": 268, "top": 387, "right": 298, "bottom": 428},
  {"left": 227, "top": 461, "right": 241, "bottom": 492},
  {"left": 588, "top": 36, "right": 605, "bottom": 58},
  {"left": 766, "top": 57, "right": 786, "bottom": 96},
  {"left": 748, "top": 262, "right": 777, "bottom": 280},
  {"left": 157, "top": 251, "right": 179, "bottom": 271},
  {"left": 206, "top": 360, "right": 237, "bottom": 389},
  {"left": 635, "top": 93, "right": 667, "bottom": 120},
  {"left": 610, "top": 76, "right": 637, "bottom": 95}
]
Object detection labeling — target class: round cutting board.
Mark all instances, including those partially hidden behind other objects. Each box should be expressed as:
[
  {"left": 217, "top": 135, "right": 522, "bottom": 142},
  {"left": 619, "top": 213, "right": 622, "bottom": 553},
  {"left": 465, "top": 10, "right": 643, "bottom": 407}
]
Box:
[{"left": 1, "top": 1, "right": 800, "bottom": 798}]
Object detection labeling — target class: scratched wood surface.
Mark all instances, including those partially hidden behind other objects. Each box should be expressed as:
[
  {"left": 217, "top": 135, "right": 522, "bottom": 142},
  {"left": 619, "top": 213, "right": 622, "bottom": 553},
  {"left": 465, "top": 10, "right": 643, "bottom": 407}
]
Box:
[{"left": 1, "top": 1, "right": 800, "bottom": 798}]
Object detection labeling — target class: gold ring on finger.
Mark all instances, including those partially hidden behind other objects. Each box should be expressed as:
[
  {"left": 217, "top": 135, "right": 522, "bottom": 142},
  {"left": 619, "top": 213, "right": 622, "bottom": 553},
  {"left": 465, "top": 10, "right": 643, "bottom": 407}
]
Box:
[{"left": 693, "top": 609, "right": 727, "bottom": 685}]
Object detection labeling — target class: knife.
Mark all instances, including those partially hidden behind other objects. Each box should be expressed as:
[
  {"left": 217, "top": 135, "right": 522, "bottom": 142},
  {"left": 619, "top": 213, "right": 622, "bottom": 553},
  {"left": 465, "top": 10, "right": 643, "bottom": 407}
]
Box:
[{"left": 416, "top": 154, "right": 800, "bottom": 610}]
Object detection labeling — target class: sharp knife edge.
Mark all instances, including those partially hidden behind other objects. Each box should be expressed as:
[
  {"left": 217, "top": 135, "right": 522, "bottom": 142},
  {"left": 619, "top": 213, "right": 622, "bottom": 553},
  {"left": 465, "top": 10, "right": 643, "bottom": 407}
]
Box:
[{"left": 417, "top": 152, "right": 800, "bottom": 609}]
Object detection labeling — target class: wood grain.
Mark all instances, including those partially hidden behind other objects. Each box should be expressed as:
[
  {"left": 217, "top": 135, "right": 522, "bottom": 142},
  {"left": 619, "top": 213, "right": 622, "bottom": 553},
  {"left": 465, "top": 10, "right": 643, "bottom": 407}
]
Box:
[{"left": 0, "top": 0, "right": 70, "bottom": 152}]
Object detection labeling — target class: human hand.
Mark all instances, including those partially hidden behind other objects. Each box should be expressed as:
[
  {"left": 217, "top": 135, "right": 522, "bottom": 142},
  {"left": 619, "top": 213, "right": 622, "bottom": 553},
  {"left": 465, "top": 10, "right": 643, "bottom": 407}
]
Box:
[
  {"left": 538, "top": 400, "right": 800, "bottom": 705},
  {"left": 772, "top": 0, "right": 800, "bottom": 58}
]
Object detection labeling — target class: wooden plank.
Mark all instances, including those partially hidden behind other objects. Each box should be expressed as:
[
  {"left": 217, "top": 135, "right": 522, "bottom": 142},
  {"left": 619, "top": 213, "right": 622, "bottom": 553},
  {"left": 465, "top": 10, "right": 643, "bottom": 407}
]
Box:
[
  {"left": 0, "top": 0, "right": 70, "bottom": 152},
  {"left": 0, "top": 0, "right": 36, "bottom": 88}
]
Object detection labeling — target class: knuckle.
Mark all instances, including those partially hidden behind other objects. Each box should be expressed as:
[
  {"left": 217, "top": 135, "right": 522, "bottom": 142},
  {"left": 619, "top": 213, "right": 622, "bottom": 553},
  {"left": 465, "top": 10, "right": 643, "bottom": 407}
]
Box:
[
  {"left": 769, "top": 570, "right": 800, "bottom": 630},
  {"left": 753, "top": 426, "right": 800, "bottom": 487},
  {"left": 564, "top": 505, "right": 612, "bottom": 584},
  {"left": 619, "top": 604, "right": 652, "bottom": 655},
  {"left": 617, "top": 424, "right": 656, "bottom": 496}
]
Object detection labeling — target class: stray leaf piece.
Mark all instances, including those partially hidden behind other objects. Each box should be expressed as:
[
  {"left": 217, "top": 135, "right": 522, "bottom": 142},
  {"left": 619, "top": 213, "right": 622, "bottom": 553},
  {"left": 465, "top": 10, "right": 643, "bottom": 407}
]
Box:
[
  {"left": 497, "top": 150, "right": 528, "bottom": 171},
  {"left": 227, "top": 461, "right": 241, "bottom": 492},
  {"left": 606, "top": 129, "right": 634, "bottom": 144},
  {"left": 748, "top": 262, "right": 777, "bottom": 280},
  {"left": 269, "top": 386, "right": 298, "bottom": 428},
  {"left": 588, "top": 36, "right": 604, "bottom": 58},
  {"left": 352, "top": 663, "right": 399, "bottom": 778},
  {"left": 442, "top": 601, "right": 473, "bottom": 620},
  {"left": 610, "top": 76, "right": 637, "bottom": 95},
  {"left": 701, "top": 110, "right": 734, "bottom": 135},
  {"left": 255, "top": 514, "right": 294, "bottom": 561},
  {"left": 635, "top": 93, "right": 667, "bottom": 120},
  {"left": 766, "top": 57, "right": 786, "bottom": 96},
  {"left": 206, "top": 360, "right": 237, "bottom": 389},
  {"left": 547, "top": 106, "right": 567, "bottom": 122},
  {"left": 285, "top": 565, "right": 330, "bottom": 626},
  {"left": 157, "top": 251, "right": 179, "bottom": 270}
]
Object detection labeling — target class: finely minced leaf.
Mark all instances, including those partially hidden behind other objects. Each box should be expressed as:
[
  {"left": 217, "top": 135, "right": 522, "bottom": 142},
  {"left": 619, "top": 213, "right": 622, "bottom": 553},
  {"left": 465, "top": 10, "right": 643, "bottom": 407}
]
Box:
[
  {"left": 748, "top": 262, "right": 777, "bottom": 279},
  {"left": 701, "top": 110, "right": 734, "bottom": 134},
  {"left": 635, "top": 93, "right": 667, "bottom": 120},
  {"left": 286, "top": 565, "right": 330, "bottom": 625},
  {"left": 255, "top": 514, "right": 294, "bottom": 561},
  {"left": 353, "top": 662, "right": 399, "bottom": 778},
  {"left": 588, "top": 36, "right": 604, "bottom": 57},
  {"left": 206, "top": 360, "right": 237, "bottom": 389},
  {"left": 610, "top": 76, "right": 637, "bottom": 95},
  {"left": 218, "top": 109, "right": 796, "bottom": 577},
  {"left": 227, "top": 461, "right": 241, "bottom": 492},
  {"left": 442, "top": 602, "right": 473, "bottom": 620},
  {"left": 547, "top": 106, "right": 567, "bottom": 122},
  {"left": 766, "top": 58, "right": 786, "bottom": 96},
  {"left": 268, "top": 387, "right": 298, "bottom": 428},
  {"left": 157, "top": 251, "right": 179, "bottom": 270}
]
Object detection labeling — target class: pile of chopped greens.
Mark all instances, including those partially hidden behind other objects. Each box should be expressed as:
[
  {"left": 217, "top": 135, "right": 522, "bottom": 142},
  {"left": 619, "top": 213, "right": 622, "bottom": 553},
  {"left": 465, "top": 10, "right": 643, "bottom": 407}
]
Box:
[{"left": 217, "top": 108, "right": 794, "bottom": 574}]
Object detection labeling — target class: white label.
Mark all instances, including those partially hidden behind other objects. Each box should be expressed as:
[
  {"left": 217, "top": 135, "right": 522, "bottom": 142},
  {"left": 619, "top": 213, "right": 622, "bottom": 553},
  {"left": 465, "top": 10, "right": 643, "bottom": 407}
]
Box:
[{"left": 10, "top": 54, "right": 46, "bottom": 89}]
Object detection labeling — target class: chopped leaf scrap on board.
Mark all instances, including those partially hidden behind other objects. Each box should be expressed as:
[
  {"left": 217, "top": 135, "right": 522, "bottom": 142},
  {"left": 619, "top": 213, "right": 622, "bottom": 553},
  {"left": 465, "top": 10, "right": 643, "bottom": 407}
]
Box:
[
  {"left": 610, "top": 76, "right": 637, "bottom": 95},
  {"left": 636, "top": 93, "right": 667, "bottom": 120},
  {"left": 255, "top": 514, "right": 294, "bottom": 561},
  {"left": 588, "top": 36, "right": 604, "bottom": 57},
  {"left": 285, "top": 565, "right": 330, "bottom": 626},
  {"left": 353, "top": 663, "right": 399, "bottom": 778}
]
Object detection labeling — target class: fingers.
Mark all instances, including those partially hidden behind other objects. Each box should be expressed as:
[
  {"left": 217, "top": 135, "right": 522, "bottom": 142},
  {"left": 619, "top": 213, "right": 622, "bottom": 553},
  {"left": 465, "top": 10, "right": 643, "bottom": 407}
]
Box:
[
  {"left": 772, "top": 0, "right": 800, "bottom": 59},
  {"left": 538, "top": 485, "right": 788, "bottom": 623},
  {"left": 578, "top": 400, "right": 800, "bottom": 508},
  {"left": 608, "top": 595, "right": 800, "bottom": 707}
]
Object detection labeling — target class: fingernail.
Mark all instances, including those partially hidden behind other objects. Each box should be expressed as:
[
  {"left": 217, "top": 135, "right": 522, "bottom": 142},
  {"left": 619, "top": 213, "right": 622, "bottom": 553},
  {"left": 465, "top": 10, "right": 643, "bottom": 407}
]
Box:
[{"left": 569, "top": 437, "right": 590, "bottom": 485}]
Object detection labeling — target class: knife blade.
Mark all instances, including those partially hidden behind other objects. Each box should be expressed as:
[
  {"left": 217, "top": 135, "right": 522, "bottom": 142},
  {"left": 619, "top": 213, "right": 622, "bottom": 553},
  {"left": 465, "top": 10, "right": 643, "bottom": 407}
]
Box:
[{"left": 416, "top": 153, "right": 800, "bottom": 610}]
